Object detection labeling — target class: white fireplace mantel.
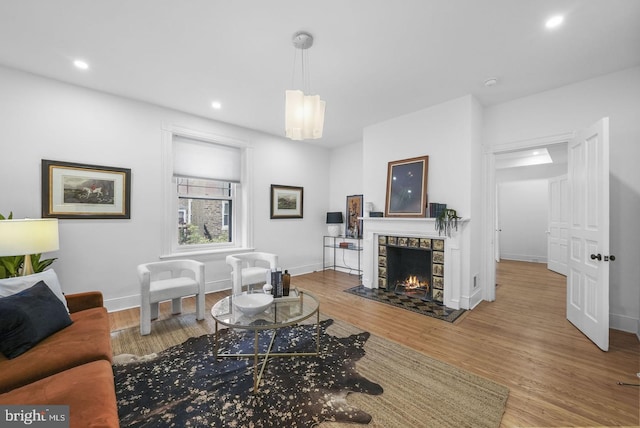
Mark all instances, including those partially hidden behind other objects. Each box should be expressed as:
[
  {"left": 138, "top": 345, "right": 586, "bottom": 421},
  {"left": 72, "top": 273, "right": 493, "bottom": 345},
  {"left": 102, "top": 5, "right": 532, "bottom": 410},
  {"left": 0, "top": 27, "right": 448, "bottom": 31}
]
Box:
[{"left": 361, "top": 217, "right": 469, "bottom": 310}]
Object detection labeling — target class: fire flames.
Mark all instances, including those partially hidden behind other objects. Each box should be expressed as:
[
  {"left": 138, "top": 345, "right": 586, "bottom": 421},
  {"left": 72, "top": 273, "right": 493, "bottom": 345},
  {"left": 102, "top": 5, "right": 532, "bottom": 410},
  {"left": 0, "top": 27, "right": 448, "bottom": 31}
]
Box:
[{"left": 400, "top": 276, "right": 429, "bottom": 291}]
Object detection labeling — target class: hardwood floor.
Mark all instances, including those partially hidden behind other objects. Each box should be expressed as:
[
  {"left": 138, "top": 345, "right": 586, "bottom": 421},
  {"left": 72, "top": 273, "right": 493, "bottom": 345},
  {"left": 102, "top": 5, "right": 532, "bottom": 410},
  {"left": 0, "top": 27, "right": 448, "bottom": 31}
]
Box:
[{"left": 109, "top": 260, "right": 639, "bottom": 427}]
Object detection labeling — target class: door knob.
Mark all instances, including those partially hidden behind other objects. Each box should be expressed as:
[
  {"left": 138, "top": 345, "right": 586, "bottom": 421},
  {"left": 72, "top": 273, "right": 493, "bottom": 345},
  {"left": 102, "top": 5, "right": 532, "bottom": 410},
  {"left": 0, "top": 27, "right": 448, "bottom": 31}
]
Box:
[
  {"left": 590, "top": 253, "right": 602, "bottom": 261},
  {"left": 605, "top": 255, "right": 616, "bottom": 261}
]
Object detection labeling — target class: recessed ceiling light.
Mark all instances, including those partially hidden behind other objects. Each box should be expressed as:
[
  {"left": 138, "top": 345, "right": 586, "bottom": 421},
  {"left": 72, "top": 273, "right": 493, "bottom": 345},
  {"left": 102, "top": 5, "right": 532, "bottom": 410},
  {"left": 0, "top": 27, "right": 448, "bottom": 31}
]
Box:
[
  {"left": 73, "top": 59, "right": 89, "bottom": 70},
  {"left": 211, "top": 101, "right": 222, "bottom": 110},
  {"left": 484, "top": 77, "right": 498, "bottom": 87},
  {"left": 545, "top": 15, "right": 564, "bottom": 29}
]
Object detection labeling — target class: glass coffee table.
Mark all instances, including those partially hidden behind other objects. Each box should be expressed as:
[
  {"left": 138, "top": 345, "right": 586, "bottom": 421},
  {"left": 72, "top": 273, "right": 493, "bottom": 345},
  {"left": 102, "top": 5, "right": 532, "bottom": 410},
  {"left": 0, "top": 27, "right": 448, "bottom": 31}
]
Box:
[{"left": 210, "top": 289, "right": 320, "bottom": 392}]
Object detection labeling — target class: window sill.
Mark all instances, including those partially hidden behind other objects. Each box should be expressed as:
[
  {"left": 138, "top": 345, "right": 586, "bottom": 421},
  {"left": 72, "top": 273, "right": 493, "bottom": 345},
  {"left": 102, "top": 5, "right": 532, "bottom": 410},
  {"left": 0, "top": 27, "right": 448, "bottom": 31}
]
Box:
[{"left": 160, "top": 247, "right": 255, "bottom": 260}]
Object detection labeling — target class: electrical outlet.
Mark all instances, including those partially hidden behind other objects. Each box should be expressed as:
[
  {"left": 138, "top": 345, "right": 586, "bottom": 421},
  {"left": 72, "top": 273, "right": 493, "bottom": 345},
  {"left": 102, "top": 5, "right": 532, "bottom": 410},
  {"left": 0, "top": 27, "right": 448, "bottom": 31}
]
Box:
[{"left": 473, "top": 275, "right": 478, "bottom": 288}]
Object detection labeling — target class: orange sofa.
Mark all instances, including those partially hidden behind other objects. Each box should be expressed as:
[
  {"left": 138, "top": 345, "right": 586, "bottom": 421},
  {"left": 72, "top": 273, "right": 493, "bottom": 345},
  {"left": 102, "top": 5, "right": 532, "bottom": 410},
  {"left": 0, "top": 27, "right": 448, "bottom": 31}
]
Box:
[{"left": 0, "top": 291, "right": 119, "bottom": 427}]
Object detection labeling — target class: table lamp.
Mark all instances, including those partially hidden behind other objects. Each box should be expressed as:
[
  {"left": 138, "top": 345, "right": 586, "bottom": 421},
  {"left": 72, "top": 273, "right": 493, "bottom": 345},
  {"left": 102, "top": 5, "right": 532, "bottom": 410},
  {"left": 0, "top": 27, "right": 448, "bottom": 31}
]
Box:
[
  {"left": 0, "top": 218, "right": 59, "bottom": 276},
  {"left": 326, "top": 212, "right": 343, "bottom": 237}
]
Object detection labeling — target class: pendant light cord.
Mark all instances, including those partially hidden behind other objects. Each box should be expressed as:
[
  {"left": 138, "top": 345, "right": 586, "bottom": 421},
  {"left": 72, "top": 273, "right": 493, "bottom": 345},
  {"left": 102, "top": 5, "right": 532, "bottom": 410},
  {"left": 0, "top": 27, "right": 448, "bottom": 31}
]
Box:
[{"left": 290, "top": 44, "right": 312, "bottom": 94}]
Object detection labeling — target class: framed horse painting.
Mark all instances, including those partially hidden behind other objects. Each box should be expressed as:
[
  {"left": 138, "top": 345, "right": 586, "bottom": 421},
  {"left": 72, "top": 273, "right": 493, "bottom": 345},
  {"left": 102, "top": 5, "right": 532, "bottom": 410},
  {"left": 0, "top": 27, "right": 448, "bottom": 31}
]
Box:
[{"left": 42, "top": 159, "right": 131, "bottom": 219}]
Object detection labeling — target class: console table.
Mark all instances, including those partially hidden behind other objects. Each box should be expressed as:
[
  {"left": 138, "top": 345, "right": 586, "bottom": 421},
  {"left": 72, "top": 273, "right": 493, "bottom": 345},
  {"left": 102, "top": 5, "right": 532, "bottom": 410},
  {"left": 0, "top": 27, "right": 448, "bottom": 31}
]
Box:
[{"left": 322, "top": 235, "right": 362, "bottom": 277}]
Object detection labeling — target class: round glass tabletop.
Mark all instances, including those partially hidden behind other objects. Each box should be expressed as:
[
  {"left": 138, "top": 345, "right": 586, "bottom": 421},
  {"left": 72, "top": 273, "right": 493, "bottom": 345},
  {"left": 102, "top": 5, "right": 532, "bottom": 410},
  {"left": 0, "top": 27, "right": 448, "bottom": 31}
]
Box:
[{"left": 210, "top": 289, "right": 319, "bottom": 330}]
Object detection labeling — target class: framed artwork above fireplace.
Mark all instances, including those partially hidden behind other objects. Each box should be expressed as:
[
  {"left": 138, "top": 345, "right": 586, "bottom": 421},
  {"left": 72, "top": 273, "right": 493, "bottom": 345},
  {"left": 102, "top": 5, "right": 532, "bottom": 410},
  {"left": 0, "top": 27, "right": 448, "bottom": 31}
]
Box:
[{"left": 384, "top": 155, "right": 429, "bottom": 217}]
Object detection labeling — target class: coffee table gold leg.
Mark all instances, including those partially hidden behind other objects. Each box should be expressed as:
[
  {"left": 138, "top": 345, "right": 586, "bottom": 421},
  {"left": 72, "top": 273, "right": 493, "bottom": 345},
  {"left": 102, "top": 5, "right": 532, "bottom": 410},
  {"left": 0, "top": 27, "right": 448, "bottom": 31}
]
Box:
[
  {"left": 253, "top": 330, "right": 259, "bottom": 391},
  {"left": 256, "top": 331, "right": 277, "bottom": 390},
  {"left": 214, "top": 321, "right": 219, "bottom": 358},
  {"left": 316, "top": 310, "right": 320, "bottom": 354}
]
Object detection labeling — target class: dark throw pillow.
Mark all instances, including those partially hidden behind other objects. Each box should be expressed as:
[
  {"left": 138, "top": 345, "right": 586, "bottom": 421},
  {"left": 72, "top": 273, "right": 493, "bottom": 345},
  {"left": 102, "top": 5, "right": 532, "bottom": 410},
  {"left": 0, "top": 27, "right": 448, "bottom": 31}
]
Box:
[{"left": 0, "top": 281, "right": 73, "bottom": 359}]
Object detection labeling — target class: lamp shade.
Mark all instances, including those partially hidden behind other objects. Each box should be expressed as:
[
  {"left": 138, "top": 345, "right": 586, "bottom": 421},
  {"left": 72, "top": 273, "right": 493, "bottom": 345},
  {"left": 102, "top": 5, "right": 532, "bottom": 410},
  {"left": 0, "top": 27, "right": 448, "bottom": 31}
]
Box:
[
  {"left": 326, "top": 212, "right": 344, "bottom": 224},
  {"left": 285, "top": 90, "right": 326, "bottom": 141},
  {"left": 0, "top": 219, "right": 59, "bottom": 256}
]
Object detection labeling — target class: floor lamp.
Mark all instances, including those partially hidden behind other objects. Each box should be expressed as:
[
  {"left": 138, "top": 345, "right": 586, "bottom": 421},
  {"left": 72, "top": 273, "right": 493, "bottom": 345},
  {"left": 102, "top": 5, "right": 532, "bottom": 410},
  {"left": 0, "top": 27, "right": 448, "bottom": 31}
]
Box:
[{"left": 0, "top": 218, "right": 59, "bottom": 276}]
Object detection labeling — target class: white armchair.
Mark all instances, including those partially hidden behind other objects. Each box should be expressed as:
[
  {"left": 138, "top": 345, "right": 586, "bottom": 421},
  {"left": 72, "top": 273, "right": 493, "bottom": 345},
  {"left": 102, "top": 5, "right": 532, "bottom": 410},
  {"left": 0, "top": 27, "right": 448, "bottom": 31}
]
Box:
[
  {"left": 137, "top": 259, "right": 205, "bottom": 335},
  {"left": 225, "top": 252, "right": 278, "bottom": 296}
]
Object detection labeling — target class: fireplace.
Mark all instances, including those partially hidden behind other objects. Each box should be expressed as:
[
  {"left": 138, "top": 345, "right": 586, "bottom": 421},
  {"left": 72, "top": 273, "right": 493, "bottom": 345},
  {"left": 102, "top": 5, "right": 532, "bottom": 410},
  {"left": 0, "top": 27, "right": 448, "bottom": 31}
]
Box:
[
  {"left": 378, "top": 235, "right": 445, "bottom": 303},
  {"left": 361, "top": 217, "right": 467, "bottom": 310}
]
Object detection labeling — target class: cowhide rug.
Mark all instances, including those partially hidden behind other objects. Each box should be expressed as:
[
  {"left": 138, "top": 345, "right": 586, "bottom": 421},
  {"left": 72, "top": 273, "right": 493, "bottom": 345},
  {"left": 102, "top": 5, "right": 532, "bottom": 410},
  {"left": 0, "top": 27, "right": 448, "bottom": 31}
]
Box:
[{"left": 113, "top": 319, "right": 383, "bottom": 427}]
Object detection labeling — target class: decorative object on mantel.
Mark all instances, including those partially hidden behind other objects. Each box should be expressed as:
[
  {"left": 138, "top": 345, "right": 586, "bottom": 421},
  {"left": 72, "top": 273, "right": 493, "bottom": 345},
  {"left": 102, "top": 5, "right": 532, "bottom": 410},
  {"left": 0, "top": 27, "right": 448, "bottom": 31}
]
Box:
[
  {"left": 270, "top": 184, "right": 304, "bottom": 219},
  {"left": 346, "top": 194, "right": 363, "bottom": 238},
  {"left": 370, "top": 211, "right": 384, "bottom": 217},
  {"left": 0, "top": 213, "right": 58, "bottom": 278},
  {"left": 385, "top": 155, "right": 429, "bottom": 218},
  {"left": 284, "top": 31, "right": 326, "bottom": 141},
  {"left": 365, "top": 202, "right": 374, "bottom": 216},
  {"left": 326, "top": 211, "right": 343, "bottom": 237},
  {"left": 41, "top": 159, "right": 131, "bottom": 219},
  {"left": 428, "top": 202, "right": 447, "bottom": 218},
  {"left": 435, "top": 208, "right": 461, "bottom": 237}
]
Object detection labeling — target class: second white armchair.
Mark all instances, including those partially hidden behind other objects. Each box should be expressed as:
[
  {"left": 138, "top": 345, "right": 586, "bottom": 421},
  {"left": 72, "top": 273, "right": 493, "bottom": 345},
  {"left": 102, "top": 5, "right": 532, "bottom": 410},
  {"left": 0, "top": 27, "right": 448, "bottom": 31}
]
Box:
[{"left": 225, "top": 252, "right": 278, "bottom": 296}]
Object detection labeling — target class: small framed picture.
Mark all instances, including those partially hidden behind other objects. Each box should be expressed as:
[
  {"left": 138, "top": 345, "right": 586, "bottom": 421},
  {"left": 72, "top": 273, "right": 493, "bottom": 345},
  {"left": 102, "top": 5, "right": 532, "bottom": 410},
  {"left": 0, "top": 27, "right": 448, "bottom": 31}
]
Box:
[
  {"left": 42, "top": 159, "right": 131, "bottom": 219},
  {"left": 346, "top": 194, "right": 363, "bottom": 238},
  {"left": 270, "top": 185, "right": 303, "bottom": 219}
]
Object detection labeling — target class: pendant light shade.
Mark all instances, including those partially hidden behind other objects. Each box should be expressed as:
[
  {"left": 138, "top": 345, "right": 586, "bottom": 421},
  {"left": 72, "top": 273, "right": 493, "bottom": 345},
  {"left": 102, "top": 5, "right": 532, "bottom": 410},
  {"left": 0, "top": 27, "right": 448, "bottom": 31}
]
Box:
[
  {"left": 285, "top": 90, "right": 326, "bottom": 140},
  {"left": 285, "top": 31, "right": 326, "bottom": 141}
]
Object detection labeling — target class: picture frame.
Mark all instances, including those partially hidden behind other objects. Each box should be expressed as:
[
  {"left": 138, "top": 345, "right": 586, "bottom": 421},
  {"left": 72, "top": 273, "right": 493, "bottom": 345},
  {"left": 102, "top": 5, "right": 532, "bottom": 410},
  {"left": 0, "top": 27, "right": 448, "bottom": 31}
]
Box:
[
  {"left": 270, "top": 184, "right": 303, "bottom": 219},
  {"left": 384, "top": 155, "right": 429, "bottom": 217},
  {"left": 42, "top": 159, "right": 131, "bottom": 219},
  {"left": 346, "top": 194, "right": 363, "bottom": 238}
]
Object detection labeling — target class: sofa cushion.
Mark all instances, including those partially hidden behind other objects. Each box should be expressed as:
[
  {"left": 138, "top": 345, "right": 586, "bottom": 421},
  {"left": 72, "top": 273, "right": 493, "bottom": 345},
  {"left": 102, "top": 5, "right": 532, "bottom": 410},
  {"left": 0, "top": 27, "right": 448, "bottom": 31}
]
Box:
[
  {"left": 0, "top": 281, "right": 73, "bottom": 359},
  {"left": 0, "top": 306, "right": 112, "bottom": 393},
  {"left": 0, "top": 360, "right": 120, "bottom": 428},
  {"left": 0, "top": 269, "right": 69, "bottom": 312}
]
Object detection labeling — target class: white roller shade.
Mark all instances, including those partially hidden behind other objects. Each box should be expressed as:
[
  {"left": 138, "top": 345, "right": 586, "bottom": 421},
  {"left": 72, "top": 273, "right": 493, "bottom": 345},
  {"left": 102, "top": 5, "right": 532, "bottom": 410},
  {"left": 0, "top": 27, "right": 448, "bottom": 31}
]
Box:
[{"left": 173, "top": 136, "right": 241, "bottom": 182}]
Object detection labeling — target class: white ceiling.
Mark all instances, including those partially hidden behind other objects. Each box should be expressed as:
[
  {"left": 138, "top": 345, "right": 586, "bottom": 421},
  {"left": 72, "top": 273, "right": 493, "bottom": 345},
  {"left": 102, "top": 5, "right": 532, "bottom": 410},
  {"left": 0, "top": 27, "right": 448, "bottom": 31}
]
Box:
[{"left": 1, "top": 0, "right": 639, "bottom": 147}]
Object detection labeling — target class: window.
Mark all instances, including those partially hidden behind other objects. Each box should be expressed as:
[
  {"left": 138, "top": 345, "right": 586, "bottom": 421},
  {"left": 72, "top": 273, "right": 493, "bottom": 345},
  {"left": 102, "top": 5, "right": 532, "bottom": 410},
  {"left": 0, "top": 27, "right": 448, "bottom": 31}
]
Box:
[
  {"left": 163, "top": 127, "right": 250, "bottom": 255},
  {"left": 177, "top": 178, "right": 233, "bottom": 245},
  {"left": 221, "top": 201, "right": 230, "bottom": 230}
]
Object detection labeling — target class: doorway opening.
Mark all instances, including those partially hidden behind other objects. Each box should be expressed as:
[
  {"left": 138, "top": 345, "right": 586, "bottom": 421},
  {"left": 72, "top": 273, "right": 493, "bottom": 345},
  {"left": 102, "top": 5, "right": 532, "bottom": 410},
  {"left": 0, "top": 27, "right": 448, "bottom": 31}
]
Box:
[{"left": 484, "top": 135, "right": 571, "bottom": 303}]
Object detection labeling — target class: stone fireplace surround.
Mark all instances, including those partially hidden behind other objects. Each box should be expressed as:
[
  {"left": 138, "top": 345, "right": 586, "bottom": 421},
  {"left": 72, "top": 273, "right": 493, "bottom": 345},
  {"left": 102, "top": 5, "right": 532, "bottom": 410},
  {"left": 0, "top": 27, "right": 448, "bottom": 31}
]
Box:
[
  {"left": 361, "top": 217, "right": 467, "bottom": 310},
  {"left": 379, "top": 235, "right": 443, "bottom": 302}
]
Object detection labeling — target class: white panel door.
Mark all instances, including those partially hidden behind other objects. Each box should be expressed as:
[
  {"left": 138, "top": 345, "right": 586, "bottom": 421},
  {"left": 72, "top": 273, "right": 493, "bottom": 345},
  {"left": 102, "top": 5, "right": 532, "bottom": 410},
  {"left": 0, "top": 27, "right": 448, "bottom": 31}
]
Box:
[
  {"left": 548, "top": 175, "right": 568, "bottom": 275},
  {"left": 567, "top": 118, "right": 610, "bottom": 351}
]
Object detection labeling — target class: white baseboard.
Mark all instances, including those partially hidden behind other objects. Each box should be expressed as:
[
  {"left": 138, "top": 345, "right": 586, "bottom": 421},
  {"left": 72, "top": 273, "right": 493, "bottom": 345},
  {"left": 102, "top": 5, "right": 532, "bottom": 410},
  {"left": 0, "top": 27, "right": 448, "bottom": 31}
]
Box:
[
  {"left": 104, "top": 264, "right": 324, "bottom": 313},
  {"left": 104, "top": 278, "right": 231, "bottom": 313},
  {"left": 610, "top": 312, "right": 640, "bottom": 336},
  {"left": 462, "top": 287, "right": 483, "bottom": 310},
  {"left": 500, "top": 254, "right": 547, "bottom": 263}
]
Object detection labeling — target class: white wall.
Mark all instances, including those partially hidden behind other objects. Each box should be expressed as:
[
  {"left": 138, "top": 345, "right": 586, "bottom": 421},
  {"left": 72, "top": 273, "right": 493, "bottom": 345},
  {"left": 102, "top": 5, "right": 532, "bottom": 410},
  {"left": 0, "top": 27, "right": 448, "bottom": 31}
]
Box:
[
  {"left": 496, "top": 163, "right": 569, "bottom": 263},
  {"left": 325, "top": 141, "right": 364, "bottom": 274},
  {"left": 498, "top": 179, "right": 548, "bottom": 262},
  {"left": 0, "top": 66, "right": 330, "bottom": 311},
  {"left": 361, "top": 95, "right": 484, "bottom": 308},
  {"left": 484, "top": 66, "right": 640, "bottom": 334},
  {"left": 329, "top": 141, "right": 364, "bottom": 225}
]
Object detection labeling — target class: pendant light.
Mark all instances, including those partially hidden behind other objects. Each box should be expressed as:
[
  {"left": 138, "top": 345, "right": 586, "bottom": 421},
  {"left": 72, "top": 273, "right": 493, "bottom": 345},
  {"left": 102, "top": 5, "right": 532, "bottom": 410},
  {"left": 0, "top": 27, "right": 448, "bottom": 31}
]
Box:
[{"left": 285, "top": 31, "right": 326, "bottom": 141}]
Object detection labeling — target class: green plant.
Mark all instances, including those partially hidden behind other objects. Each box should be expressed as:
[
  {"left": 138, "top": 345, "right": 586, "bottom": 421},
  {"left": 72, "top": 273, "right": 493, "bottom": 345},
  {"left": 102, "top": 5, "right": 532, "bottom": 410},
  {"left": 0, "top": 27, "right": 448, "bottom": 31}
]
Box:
[
  {"left": 29, "top": 253, "right": 57, "bottom": 273},
  {"left": 0, "top": 212, "right": 57, "bottom": 278},
  {"left": 435, "top": 208, "right": 460, "bottom": 237}
]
